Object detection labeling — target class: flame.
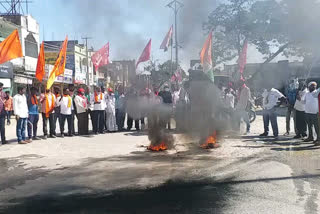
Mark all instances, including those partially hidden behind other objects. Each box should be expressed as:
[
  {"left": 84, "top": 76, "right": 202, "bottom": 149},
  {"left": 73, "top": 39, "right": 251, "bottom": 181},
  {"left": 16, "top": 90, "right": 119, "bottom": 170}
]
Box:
[
  {"left": 148, "top": 142, "right": 168, "bottom": 151},
  {"left": 201, "top": 131, "right": 219, "bottom": 149}
]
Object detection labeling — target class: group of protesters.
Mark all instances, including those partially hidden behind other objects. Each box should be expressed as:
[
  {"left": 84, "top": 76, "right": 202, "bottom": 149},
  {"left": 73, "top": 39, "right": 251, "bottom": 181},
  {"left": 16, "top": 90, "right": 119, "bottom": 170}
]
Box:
[
  {"left": 221, "top": 77, "right": 320, "bottom": 146},
  {"left": 0, "top": 82, "right": 178, "bottom": 145}
]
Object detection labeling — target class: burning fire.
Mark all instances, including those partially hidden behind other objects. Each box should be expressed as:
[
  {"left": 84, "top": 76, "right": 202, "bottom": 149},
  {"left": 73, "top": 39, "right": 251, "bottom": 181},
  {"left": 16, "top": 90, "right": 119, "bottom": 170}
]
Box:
[
  {"left": 201, "top": 131, "right": 219, "bottom": 149},
  {"left": 147, "top": 142, "right": 168, "bottom": 152}
]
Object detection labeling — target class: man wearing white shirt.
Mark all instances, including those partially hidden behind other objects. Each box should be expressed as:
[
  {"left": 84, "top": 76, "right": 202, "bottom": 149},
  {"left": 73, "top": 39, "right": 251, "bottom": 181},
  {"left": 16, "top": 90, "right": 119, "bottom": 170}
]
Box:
[
  {"left": 294, "top": 86, "right": 307, "bottom": 139},
  {"left": 57, "top": 88, "right": 72, "bottom": 137},
  {"left": 75, "top": 88, "right": 89, "bottom": 135},
  {"left": 13, "top": 86, "right": 30, "bottom": 144},
  {"left": 105, "top": 88, "right": 117, "bottom": 132},
  {"left": 301, "top": 82, "right": 320, "bottom": 144},
  {"left": 90, "top": 87, "right": 105, "bottom": 134},
  {"left": 235, "top": 80, "right": 251, "bottom": 134},
  {"left": 260, "top": 87, "right": 285, "bottom": 137}
]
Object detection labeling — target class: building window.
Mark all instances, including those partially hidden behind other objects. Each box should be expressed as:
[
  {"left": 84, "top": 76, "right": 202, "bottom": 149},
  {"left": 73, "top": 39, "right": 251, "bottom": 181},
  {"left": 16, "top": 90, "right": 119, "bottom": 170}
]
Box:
[{"left": 25, "top": 33, "right": 38, "bottom": 58}]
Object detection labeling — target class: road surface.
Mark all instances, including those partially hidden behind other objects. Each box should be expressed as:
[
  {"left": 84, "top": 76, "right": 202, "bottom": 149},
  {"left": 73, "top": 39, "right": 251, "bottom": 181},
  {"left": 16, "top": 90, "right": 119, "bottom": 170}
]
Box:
[{"left": 0, "top": 115, "right": 319, "bottom": 213}]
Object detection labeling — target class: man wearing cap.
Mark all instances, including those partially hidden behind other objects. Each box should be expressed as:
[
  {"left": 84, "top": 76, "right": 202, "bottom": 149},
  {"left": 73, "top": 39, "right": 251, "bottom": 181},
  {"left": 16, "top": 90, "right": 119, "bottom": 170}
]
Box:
[
  {"left": 74, "top": 88, "right": 89, "bottom": 135},
  {"left": 300, "top": 82, "right": 320, "bottom": 145}
]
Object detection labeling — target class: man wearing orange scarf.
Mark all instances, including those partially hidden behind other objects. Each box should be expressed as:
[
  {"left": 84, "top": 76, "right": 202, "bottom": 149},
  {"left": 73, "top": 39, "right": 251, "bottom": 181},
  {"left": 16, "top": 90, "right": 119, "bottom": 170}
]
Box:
[
  {"left": 40, "top": 88, "right": 56, "bottom": 139},
  {"left": 57, "top": 88, "right": 72, "bottom": 137},
  {"left": 90, "top": 87, "right": 105, "bottom": 134},
  {"left": 75, "top": 88, "right": 89, "bottom": 135},
  {"left": 27, "top": 87, "right": 41, "bottom": 141}
]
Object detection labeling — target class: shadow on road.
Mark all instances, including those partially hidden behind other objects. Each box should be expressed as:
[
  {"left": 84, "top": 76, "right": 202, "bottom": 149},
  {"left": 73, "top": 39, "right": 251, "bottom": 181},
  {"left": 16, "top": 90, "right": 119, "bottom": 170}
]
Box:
[{"left": 0, "top": 179, "right": 235, "bottom": 214}]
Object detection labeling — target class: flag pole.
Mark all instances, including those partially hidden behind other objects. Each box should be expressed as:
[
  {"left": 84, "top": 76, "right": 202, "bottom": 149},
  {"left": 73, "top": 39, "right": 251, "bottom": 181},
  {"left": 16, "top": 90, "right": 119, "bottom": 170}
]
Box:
[{"left": 170, "top": 38, "right": 173, "bottom": 77}]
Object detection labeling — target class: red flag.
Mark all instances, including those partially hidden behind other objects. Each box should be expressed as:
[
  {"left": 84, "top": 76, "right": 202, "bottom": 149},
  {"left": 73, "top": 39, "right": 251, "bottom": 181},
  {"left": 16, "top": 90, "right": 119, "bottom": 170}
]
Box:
[
  {"left": 160, "top": 25, "right": 173, "bottom": 52},
  {"left": 35, "top": 42, "right": 45, "bottom": 82},
  {"left": 238, "top": 40, "right": 248, "bottom": 79},
  {"left": 136, "top": 39, "right": 151, "bottom": 69},
  {"left": 92, "top": 43, "right": 110, "bottom": 70}
]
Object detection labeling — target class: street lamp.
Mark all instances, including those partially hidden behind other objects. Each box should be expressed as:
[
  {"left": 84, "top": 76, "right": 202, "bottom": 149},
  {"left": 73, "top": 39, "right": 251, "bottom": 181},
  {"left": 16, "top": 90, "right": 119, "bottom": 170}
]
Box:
[{"left": 166, "top": 0, "right": 183, "bottom": 69}]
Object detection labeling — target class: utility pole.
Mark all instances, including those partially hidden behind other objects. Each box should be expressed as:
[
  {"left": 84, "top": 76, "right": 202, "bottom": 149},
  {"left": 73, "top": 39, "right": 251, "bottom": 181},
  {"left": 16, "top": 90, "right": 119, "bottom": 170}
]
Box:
[
  {"left": 167, "top": 0, "right": 183, "bottom": 70},
  {"left": 82, "top": 36, "right": 92, "bottom": 87}
]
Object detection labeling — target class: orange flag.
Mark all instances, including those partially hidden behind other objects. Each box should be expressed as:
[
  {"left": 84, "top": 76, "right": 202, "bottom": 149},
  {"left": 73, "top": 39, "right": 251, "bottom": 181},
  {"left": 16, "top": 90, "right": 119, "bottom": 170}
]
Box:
[
  {"left": 0, "top": 29, "right": 23, "bottom": 64},
  {"left": 35, "top": 42, "right": 45, "bottom": 82},
  {"left": 200, "top": 31, "right": 214, "bottom": 82},
  {"left": 47, "top": 36, "right": 68, "bottom": 89}
]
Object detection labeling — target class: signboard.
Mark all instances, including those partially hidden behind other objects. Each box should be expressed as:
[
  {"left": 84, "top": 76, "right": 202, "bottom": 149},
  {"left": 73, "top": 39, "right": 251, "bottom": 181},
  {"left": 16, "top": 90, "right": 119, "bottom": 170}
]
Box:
[
  {"left": 45, "top": 64, "right": 73, "bottom": 84},
  {"left": 74, "top": 66, "right": 86, "bottom": 84},
  {"left": 14, "top": 76, "right": 33, "bottom": 84},
  {"left": 0, "top": 79, "right": 11, "bottom": 88},
  {"left": 0, "top": 62, "right": 13, "bottom": 78},
  {"left": 45, "top": 52, "right": 75, "bottom": 71}
]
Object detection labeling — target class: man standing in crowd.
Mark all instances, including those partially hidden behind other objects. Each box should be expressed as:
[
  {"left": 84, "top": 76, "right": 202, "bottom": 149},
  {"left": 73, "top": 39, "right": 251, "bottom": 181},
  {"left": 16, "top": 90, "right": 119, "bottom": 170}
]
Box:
[
  {"left": 27, "top": 87, "right": 41, "bottom": 141},
  {"left": 300, "top": 82, "right": 320, "bottom": 145},
  {"left": 40, "top": 89, "right": 56, "bottom": 139},
  {"left": 158, "top": 85, "right": 173, "bottom": 130},
  {"left": 57, "top": 88, "right": 72, "bottom": 137},
  {"left": 0, "top": 83, "right": 8, "bottom": 144},
  {"left": 4, "top": 90, "right": 13, "bottom": 126},
  {"left": 13, "top": 86, "right": 30, "bottom": 144},
  {"left": 235, "top": 79, "right": 251, "bottom": 134},
  {"left": 224, "top": 88, "right": 235, "bottom": 110},
  {"left": 86, "top": 87, "right": 94, "bottom": 132},
  {"left": 101, "top": 87, "right": 108, "bottom": 131},
  {"left": 74, "top": 88, "right": 89, "bottom": 135},
  {"left": 115, "top": 87, "right": 126, "bottom": 131},
  {"left": 126, "top": 88, "right": 140, "bottom": 131},
  {"left": 105, "top": 88, "right": 117, "bottom": 132},
  {"left": 294, "top": 84, "right": 307, "bottom": 139},
  {"left": 284, "top": 79, "right": 298, "bottom": 135},
  {"left": 53, "top": 87, "right": 61, "bottom": 136},
  {"left": 91, "top": 87, "right": 105, "bottom": 134},
  {"left": 69, "top": 86, "right": 76, "bottom": 136},
  {"left": 260, "top": 87, "right": 285, "bottom": 138}
]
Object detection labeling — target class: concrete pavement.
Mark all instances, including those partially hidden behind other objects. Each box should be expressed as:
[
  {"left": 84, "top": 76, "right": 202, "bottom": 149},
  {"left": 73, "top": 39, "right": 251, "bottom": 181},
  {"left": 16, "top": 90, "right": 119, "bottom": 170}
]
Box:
[{"left": 0, "top": 115, "right": 319, "bottom": 213}]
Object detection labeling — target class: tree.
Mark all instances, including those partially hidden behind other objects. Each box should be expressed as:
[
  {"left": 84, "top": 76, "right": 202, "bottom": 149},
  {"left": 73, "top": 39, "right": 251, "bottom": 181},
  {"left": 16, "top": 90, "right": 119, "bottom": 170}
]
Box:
[
  {"left": 204, "top": 0, "right": 320, "bottom": 65},
  {"left": 144, "top": 60, "right": 179, "bottom": 90}
]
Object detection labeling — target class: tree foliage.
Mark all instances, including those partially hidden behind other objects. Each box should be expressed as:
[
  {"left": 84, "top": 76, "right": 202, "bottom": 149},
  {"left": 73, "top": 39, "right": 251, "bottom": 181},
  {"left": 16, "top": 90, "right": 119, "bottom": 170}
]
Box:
[
  {"left": 204, "top": 0, "right": 320, "bottom": 65},
  {"left": 145, "top": 60, "right": 179, "bottom": 90}
]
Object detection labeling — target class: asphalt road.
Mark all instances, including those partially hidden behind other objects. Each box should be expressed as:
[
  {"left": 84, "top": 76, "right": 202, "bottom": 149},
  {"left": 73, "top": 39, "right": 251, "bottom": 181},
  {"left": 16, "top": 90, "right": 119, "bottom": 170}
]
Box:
[{"left": 0, "top": 116, "right": 319, "bottom": 214}]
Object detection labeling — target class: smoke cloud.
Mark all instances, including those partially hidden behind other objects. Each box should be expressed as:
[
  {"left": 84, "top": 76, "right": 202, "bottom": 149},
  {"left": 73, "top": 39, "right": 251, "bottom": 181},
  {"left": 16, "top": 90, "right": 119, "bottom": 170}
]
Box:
[
  {"left": 178, "top": 0, "right": 218, "bottom": 64},
  {"left": 63, "top": 0, "right": 218, "bottom": 68}
]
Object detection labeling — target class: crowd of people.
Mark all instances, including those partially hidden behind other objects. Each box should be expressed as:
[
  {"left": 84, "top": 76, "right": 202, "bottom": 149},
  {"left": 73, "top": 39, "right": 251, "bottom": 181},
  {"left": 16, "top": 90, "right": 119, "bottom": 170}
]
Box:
[
  {"left": 0, "top": 82, "right": 176, "bottom": 145},
  {"left": 221, "top": 78, "right": 320, "bottom": 146},
  {"left": 1, "top": 77, "right": 320, "bottom": 146}
]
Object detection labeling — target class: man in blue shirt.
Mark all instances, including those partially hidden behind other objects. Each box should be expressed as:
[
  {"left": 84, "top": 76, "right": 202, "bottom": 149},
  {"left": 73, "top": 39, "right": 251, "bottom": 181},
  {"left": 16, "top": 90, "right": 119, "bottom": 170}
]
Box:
[
  {"left": 27, "top": 87, "right": 41, "bottom": 141},
  {"left": 284, "top": 79, "right": 298, "bottom": 136}
]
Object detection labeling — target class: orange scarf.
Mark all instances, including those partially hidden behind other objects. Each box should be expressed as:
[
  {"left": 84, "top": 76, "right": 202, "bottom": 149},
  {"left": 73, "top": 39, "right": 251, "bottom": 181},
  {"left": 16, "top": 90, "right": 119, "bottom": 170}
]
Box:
[
  {"left": 64, "top": 95, "right": 72, "bottom": 108},
  {"left": 31, "top": 95, "right": 38, "bottom": 105},
  {"left": 94, "top": 92, "right": 102, "bottom": 102},
  {"left": 45, "top": 94, "right": 55, "bottom": 118}
]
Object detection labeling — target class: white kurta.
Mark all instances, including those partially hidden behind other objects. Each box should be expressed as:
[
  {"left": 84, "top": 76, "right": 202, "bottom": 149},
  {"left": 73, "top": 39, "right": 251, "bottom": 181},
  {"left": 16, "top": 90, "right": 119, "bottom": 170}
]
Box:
[{"left": 105, "top": 93, "right": 117, "bottom": 131}]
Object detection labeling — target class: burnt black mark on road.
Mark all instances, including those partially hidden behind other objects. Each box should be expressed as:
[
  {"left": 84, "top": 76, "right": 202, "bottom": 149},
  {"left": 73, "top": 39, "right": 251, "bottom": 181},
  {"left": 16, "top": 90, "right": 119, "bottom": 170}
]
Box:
[
  {"left": 0, "top": 157, "right": 49, "bottom": 191},
  {"left": 0, "top": 180, "right": 234, "bottom": 214}
]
